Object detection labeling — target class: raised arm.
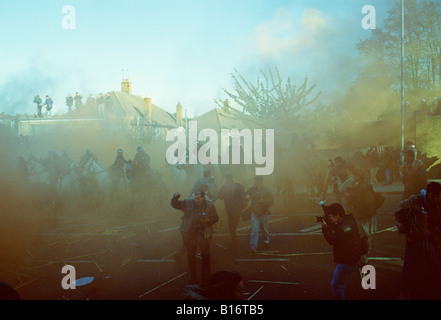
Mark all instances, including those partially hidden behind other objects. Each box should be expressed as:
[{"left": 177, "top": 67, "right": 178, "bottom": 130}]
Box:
[{"left": 171, "top": 192, "right": 186, "bottom": 211}]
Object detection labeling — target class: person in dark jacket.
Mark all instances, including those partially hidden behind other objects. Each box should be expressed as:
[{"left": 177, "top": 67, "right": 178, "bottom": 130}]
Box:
[
  {"left": 171, "top": 190, "right": 219, "bottom": 283},
  {"left": 395, "top": 207, "right": 441, "bottom": 300},
  {"left": 399, "top": 182, "right": 441, "bottom": 253},
  {"left": 320, "top": 203, "right": 362, "bottom": 300},
  {"left": 133, "top": 146, "right": 150, "bottom": 170},
  {"left": 33, "top": 95, "right": 43, "bottom": 117},
  {"left": 218, "top": 174, "right": 245, "bottom": 247}
]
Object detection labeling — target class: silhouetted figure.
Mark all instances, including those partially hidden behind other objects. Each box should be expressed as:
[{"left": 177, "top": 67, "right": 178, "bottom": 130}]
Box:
[
  {"left": 65, "top": 93, "right": 73, "bottom": 112},
  {"left": 400, "top": 182, "right": 441, "bottom": 253},
  {"left": 109, "top": 148, "right": 126, "bottom": 193},
  {"left": 395, "top": 207, "right": 441, "bottom": 300},
  {"left": 44, "top": 95, "right": 53, "bottom": 117},
  {"left": 218, "top": 174, "right": 245, "bottom": 246},
  {"left": 33, "top": 95, "right": 43, "bottom": 118},
  {"left": 97, "top": 93, "right": 104, "bottom": 115},
  {"left": 74, "top": 92, "right": 83, "bottom": 108},
  {"left": 399, "top": 150, "right": 427, "bottom": 200}
]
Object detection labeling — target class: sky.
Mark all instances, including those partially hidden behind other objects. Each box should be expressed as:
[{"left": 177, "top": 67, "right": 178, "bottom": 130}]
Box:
[{"left": 0, "top": 0, "right": 395, "bottom": 117}]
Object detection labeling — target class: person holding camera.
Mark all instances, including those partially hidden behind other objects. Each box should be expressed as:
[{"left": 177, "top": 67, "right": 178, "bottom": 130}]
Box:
[
  {"left": 319, "top": 203, "right": 362, "bottom": 300},
  {"left": 171, "top": 190, "right": 219, "bottom": 283}
]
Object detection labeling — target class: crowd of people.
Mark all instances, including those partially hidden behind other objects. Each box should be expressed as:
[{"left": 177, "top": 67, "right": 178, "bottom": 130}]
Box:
[
  {"left": 3, "top": 135, "right": 441, "bottom": 301},
  {"left": 32, "top": 92, "right": 114, "bottom": 118},
  {"left": 18, "top": 145, "right": 158, "bottom": 209},
  {"left": 171, "top": 139, "right": 441, "bottom": 300},
  {"left": 312, "top": 140, "right": 441, "bottom": 300}
]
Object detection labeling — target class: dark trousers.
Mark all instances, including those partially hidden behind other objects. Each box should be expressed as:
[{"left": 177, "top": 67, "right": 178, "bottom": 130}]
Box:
[
  {"left": 183, "top": 232, "right": 212, "bottom": 282},
  {"left": 227, "top": 210, "right": 241, "bottom": 245}
]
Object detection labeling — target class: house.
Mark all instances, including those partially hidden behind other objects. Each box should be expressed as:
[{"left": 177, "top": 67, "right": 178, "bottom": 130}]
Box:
[
  {"left": 194, "top": 99, "right": 266, "bottom": 133},
  {"left": 16, "top": 79, "right": 182, "bottom": 142}
]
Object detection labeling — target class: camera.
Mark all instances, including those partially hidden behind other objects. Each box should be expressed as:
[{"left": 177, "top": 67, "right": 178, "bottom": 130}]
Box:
[
  {"left": 316, "top": 201, "right": 327, "bottom": 223},
  {"left": 197, "top": 212, "right": 209, "bottom": 239},
  {"left": 197, "top": 212, "right": 207, "bottom": 227}
]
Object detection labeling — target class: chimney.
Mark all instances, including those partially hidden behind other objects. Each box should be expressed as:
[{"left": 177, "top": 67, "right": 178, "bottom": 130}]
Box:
[
  {"left": 121, "top": 78, "right": 132, "bottom": 94},
  {"left": 144, "top": 97, "right": 152, "bottom": 123},
  {"left": 176, "top": 102, "right": 183, "bottom": 126},
  {"left": 223, "top": 99, "right": 231, "bottom": 112}
]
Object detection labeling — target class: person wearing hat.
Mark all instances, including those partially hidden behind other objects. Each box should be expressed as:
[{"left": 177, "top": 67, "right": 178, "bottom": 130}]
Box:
[
  {"left": 171, "top": 190, "right": 219, "bottom": 283},
  {"left": 244, "top": 175, "right": 274, "bottom": 254},
  {"left": 133, "top": 146, "right": 150, "bottom": 170}
]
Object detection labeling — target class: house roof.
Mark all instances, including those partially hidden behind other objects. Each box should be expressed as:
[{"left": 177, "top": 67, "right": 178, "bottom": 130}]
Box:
[
  {"left": 109, "top": 91, "right": 179, "bottom": 128},
  {"left": 194, "top": 106, "right": 266, "bottom": 132}
]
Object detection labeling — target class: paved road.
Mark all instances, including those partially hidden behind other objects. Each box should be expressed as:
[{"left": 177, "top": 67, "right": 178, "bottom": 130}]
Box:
[{"left": 0, "top": 183, "right": 409, "bottom": 300}]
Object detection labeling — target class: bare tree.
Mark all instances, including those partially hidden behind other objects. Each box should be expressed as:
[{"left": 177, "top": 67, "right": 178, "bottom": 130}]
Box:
[{"left": 216, "top": 66, "right": 321, "bottom": 124}]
